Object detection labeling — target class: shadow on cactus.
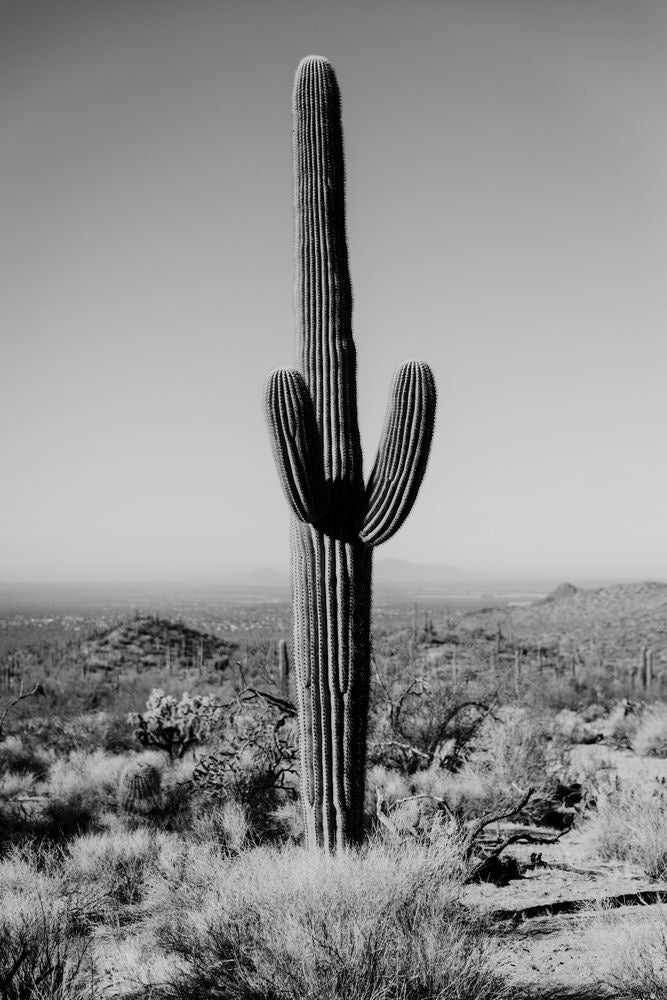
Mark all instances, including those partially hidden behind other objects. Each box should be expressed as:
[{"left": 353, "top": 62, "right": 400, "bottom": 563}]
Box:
[{"left": 265, "top": 56, "right": 437, "bottom": 851}]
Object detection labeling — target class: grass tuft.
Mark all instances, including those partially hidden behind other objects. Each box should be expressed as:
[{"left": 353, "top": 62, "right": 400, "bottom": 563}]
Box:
[{"left": 105, "top": 837, "right": 513, "bottom": 1000}]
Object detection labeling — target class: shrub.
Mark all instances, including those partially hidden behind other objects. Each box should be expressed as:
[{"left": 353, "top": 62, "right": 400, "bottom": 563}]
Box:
[
  {"left": 188, "top": 797, "right": 251, "bottom": 853},
  {"left": 123, "top": 839, "right": 510, "bottom": 1000},
  {"left": 64, "top": 828, "right": 169, "bottom": 921},
  {"left": 38, "top": 793, "right": 99, "bottom": 842},
  {"left": 583, "top": 776, "right": 667, "bottom": 879},
  {"left": 470, "top": 707, "right": 562, "bottom": 791},
  {"left": 0, "top": 890, "right": 94, "bottom": 999},
  {"left": 190, "top": 694, "right": 298, "bottom": 839},
  {"left": 0, "top": 736, "right": 49, "bottom": 780},
  {"left": 47, "top": 749, "right": 127, "bottom": 803},
  {"left": 633, "top": 702, "right": 667, "bottom": 757}
]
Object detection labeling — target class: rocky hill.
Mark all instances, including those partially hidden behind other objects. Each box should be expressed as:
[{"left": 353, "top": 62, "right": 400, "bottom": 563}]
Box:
[
  {"left": 78, "top": 615, "right": 237, "bottom": 674},
  {"left": 461, "top": 581, "right": 667, "bottom": 667}
]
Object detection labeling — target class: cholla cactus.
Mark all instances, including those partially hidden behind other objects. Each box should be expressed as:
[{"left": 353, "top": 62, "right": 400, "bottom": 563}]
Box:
[
  {"left": 118, "top": 758, "right": 162, "bottom": 813},
  {"left": 128, "top": 688, "right": 221, "bottom": 759},
  {"left": 265, "top": 57, "right": 436, "bottom": 850}
]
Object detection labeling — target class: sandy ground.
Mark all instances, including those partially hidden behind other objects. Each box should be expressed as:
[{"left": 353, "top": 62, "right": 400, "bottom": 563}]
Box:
[{"left": 460, "top": 746, "right": 667, "bottom": 996}]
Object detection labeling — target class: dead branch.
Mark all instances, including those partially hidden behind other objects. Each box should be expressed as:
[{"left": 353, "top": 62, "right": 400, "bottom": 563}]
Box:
[
  {"left": 0, "top": 683, "right": 45, "bottom": 740},
  {"left": 463, "top": 786, "right": 536, "bottom": 856},
  {"left": 375, "top": 790, "right": 418, "bottom": 839},
  {"left": 369, "top": 739, "right": 432, "bottom": 763},
  {"left": 472, "top": 821, "right": 566, "bottom": 843},
  {"left": 388, "top": 792, "right": 455, "bottom": 819},
  {"left": 217, "top": 687, "right": 297, "bottom": 718},
  {"left": 426, "top": 700, "right": 493, "bottom": 759}
]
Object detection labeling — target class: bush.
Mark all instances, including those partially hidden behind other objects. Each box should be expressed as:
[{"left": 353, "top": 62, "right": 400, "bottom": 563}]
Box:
[
  {"left": 0, "top": 736, "right": 49, "bottom": 780},
  {"left": 47, "top": 749, "right": 127, "bottom": 803},
  {"left": 64, "top": 828, "right": 169, "bottom": 921},
  {"left": 188, "top": 797, "right": 251, "bottom": 852},
  {"left": 470, "top": 707, "right": 563, "bottom": 791},
  {"left": 117, "top": 838, "right": 510, "bottom": 1000},
  {"left": 190, "top": 694, "right": 298, "bottom": 839},
  {"left": 583, "top": 776, "right": 667, "bottom": 879},
  {"left": 0, "top": 889, "right": 95, "bottom": 999},
  {"left": 633, "top": 702, "right": 667, "bottom": 757}
]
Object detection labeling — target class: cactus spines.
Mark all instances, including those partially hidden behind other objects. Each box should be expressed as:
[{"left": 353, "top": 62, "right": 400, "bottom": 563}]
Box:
[
  {"left": 265, "top": 56, "right": 436, "bottom": 851},
  {"left": 118, "top": 758, "right": 162, "bottom": 814}
]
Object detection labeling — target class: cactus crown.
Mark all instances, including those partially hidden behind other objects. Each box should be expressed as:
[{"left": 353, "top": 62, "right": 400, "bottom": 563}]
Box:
[{"left": 266, "top": 56, "right": 436, "bottom": 542}]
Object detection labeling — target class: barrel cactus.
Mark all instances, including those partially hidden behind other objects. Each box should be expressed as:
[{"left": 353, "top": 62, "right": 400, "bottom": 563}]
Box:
[
  {"left": 265, "top": 56, "right": 437, "bottom": 851},
  {"left": 118, "top": 758, "right": 162, "bottom": 814}
]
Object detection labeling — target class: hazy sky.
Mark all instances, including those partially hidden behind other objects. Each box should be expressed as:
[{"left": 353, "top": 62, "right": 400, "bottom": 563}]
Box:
[{"left": 2, "top": 0, "right": 666, "bottom": 582}]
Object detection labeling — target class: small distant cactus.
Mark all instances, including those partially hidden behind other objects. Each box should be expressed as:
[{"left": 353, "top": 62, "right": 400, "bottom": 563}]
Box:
[
  {"left": 118, "top": 758, "right": 162, "bottom": 813},
  {"left": 277, "top": 639, "right": 290, "bottom": 699}
]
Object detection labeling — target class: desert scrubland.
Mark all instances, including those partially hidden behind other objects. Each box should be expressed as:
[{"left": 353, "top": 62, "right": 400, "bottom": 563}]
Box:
[{"left": 2, "top": 581, "right": 667, "bottom": 998}]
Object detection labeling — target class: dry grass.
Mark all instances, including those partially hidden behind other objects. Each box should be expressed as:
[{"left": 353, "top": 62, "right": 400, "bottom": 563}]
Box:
[
  {"left": 0, "top": 848, "right": 96, "bottom": 999},
  {"left": 100, "top": 837, "right": 509, "bottom": 999},
  {"left": 0, "top": 823, "right": 513, "bottom": 1000},
  {"left": 371, "top": 706, "right": 569, "bottom": 826},
  {"left": 569, "top": 902, "right": 667, "bottom": 999},
  {"left": 63, "top": 828, "right": 172, "bottom": 922},
  {"left": 0, "top": 735, "right": 50, "bottom": 779},
  {"left": 632, "top": 701, "right": 667, "bottom": 757},
  {"left": 582, "top": 776, "right": 667, "bottom": 878}
]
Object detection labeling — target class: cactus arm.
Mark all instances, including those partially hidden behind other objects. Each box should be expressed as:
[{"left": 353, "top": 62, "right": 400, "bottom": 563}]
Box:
[
  {"left": 360, "top": 360, "right": 437, "bottom": 546},
  {"left": 265, "top": 368, "right": 327, "bottom": 524}
]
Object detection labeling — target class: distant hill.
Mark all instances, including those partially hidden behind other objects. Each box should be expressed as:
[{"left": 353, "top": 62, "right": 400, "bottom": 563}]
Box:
[
  {"left": 462, "top": 581, "right": 667, "bottom": 659},
  {"left": 79, "top": 615, "right": 237, "bottom": 673},
  {"left": 542, "top": 582, "right": 579, "bottom": 603}
]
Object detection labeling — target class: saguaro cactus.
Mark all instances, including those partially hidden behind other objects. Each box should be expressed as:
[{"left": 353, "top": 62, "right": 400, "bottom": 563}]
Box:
[
  {"left": 277, "top": 639, "right": 290, "bottom": 699},
  {"left": 265, "top": 56, "right": 436, "bottom": 851}
]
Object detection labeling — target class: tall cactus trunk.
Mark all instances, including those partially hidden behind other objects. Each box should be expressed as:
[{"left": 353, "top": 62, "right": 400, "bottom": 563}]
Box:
[
  {"left": 265, "top": 56, "right": 436, "bottom": 851},
  {"left": 293, "top": 525, "right": 371, "bottom": 848}
]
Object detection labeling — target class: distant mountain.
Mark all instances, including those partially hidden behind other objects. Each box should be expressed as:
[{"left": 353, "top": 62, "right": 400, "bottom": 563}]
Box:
[
  {"left": 542, "top": 582, "right": 579, "bottom": 603},
  {"left": 374, "top": 559, "right": 483, "bottom": 585}
]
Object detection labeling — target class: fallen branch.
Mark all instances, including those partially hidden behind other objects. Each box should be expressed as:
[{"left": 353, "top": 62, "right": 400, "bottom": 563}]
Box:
[
  {"left": 472, "top": 821, "right": 567, "bottom": 843},
  {"left": 390, "top": 792, "right": 455, "bottom": 818},
  {"left": 462, "top": 786, "right": 536, "bottom": 856},
  {"left": 375, "top": 791, "right": 416, "bottom": 839},
  {"left": 369, "top": 739, "right": 432, "bottom": 763}
]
